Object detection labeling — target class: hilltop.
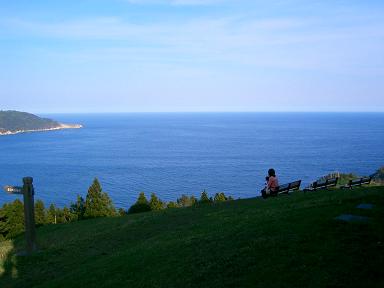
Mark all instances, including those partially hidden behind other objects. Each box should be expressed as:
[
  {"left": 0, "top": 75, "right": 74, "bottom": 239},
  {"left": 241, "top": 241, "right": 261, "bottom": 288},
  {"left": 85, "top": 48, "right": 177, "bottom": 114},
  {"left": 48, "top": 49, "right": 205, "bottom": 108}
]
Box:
[
  {"left": 0, "top": 111, "right": 81, "bottom": 135},
  {"left": 1, "top": 186, "right": 383, "bottom": 287}
]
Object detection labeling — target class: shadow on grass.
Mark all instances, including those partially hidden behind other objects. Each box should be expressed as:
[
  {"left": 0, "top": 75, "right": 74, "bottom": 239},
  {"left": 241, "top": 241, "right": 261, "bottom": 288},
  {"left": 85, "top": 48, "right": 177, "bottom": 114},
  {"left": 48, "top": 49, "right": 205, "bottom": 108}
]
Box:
[
  {"left": 0, "top": 240, "right": 18, "bottom": 286},
  {"left": 0, "top": 230, "right": 30, "bottom": 288}
]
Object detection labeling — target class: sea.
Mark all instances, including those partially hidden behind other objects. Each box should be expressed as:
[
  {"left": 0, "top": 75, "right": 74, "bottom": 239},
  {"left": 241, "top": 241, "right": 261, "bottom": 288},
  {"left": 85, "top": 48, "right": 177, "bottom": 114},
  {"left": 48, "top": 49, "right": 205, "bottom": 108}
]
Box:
[{"left": 0, "top": 113, "right": 383, "bottom": 208}]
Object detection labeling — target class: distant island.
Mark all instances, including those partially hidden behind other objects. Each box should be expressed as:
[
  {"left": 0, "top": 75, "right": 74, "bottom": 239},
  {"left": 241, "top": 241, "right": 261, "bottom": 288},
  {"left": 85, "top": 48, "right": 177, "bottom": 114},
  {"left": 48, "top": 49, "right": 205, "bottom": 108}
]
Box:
[{"left": 0, "top": 110, "right": 82, "bottom": 136}]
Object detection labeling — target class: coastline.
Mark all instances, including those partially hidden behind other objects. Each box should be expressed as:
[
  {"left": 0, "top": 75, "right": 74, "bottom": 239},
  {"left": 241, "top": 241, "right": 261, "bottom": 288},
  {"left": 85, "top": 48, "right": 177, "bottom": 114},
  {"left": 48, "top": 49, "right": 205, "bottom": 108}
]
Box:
[{"left": 0, "top": 123, "right": 83, "bottom": 136}]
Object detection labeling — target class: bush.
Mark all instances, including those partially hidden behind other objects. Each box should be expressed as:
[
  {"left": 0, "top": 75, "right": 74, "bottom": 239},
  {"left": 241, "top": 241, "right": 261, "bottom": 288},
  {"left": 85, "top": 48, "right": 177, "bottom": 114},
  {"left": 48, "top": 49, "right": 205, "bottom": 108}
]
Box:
[
  {"left": 128, "top": 192, "right": 151, "bottom": 214},
  {"left": 118, "top": 208, "right": 126, "bottom": 216},
  {"left": 128, "top": 203, "right": 152, "bottom": 214},
  {"left": 177, "top": 195, "right": 197, "bottom": 207},
  {"left": 167, "top": 201, "right": 178, "bottom": 208},
  {"left": 371, "top": 167, "right": 384, "bottom": 184}
]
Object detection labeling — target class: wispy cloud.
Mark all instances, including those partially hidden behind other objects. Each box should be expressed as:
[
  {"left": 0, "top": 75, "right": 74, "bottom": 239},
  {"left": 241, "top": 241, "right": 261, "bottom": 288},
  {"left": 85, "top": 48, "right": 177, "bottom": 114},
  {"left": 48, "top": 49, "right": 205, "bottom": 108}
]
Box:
[
  {"left": 1, "top": 0, "right": 384, "bottom": 111},
  {"left": 1, "top": 15, "right": 307, "bottom": 47},
  {"left": 125, "top": 0, "right": 226, "bottom": 5},
  {"left": 2, "top": 15, "right": 383, "bottom": 67},
  {"left": 1, "top": 15, "right": 310, "bottom": 42},
  {"left": 1, "top": 8, "right": 384, "bottom": 76}
]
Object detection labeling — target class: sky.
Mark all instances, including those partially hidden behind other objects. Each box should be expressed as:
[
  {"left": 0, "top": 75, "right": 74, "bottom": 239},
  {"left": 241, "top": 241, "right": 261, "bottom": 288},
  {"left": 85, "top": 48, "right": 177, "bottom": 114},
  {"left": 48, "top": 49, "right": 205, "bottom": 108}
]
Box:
[{"left": 0, "top": 0, "right": 383, "bottom": 113}]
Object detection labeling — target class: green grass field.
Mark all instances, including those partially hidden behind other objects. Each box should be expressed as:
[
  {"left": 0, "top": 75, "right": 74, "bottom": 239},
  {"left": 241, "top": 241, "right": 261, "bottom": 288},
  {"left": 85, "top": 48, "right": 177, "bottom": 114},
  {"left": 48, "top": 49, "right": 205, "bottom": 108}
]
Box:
[{"left": 1, "top": 187, "right": 383, "bottom": 288}]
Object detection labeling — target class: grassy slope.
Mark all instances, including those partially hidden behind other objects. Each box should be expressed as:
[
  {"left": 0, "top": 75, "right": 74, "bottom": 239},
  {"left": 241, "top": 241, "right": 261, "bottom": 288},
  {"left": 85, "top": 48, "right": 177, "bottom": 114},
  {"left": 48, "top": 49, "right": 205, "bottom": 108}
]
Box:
[{"left": 1, "top": 187, "right": 383, "bottom": 288}]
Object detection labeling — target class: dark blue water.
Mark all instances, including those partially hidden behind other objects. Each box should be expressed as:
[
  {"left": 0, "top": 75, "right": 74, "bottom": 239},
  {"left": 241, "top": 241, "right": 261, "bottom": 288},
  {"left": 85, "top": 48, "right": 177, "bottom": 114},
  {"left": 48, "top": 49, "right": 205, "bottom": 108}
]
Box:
[{"left": 0, "top": 113, "right": 383, "bottom": 208}]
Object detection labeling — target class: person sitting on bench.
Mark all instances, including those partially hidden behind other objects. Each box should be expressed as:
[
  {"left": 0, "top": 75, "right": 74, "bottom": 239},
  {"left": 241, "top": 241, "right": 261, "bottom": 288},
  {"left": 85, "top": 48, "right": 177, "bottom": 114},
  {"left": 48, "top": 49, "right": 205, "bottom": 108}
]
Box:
[{"left": 261, "top": 168, "right": 279, "bottom": 198}]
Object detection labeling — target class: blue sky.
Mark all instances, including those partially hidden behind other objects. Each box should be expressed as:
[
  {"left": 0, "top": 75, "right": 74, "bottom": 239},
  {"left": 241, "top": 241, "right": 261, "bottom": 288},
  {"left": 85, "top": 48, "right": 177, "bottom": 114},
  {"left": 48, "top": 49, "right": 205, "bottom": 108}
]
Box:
[{"left": 1, "top": 0, "right": 383, "bottom": 112}]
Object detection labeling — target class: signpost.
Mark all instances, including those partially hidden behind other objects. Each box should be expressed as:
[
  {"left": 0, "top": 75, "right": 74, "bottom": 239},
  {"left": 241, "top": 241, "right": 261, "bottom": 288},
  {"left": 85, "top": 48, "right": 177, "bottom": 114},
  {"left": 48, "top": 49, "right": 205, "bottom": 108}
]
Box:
[{"left": 3, "top": 177, "right": 37, "bottom": 254}]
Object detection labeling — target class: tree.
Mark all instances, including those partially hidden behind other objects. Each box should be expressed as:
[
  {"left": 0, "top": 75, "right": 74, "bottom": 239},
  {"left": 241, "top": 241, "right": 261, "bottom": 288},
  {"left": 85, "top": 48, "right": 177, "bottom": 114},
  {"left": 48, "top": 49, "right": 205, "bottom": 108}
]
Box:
[
  {"left": 34, "top": 199, "right": 47, "bottom": 225},
  {"left": 137, "top": 192, "right": 149, "bottom": 205},
  {"left": 84, "top": 178, "right": 116, "bottom": 218},
  {"left": 199, "top": 190, "right": 211, "bottom": 204},
  {"left": 0, "top": 200, "right": 24, "bottom": 239},
  {"left": 128, "top": 192, "right": 151, "bottom": 214},
  {"left": 47, "top": 204, "right": 58, "bottom": 224},
  {"left": 62, "top": 206, "right": 76, "bottom": 222},
  {"left": 176, "top": 195, "right": 188, "bottom": 207},
  {"left": 70, "top": 195, "right": 85, "bottom": 220},
  {"left": 214, "top": 192, "right": 227, "bottom": 202},
  {"left": 149, "top": 193, "right": 164, "bottom": 211}
]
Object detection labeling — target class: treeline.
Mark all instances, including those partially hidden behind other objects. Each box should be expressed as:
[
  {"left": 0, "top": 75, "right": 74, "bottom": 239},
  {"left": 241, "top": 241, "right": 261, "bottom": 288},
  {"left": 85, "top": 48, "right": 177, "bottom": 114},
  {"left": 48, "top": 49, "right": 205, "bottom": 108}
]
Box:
[
  {"left": 0, "top": 179, "right": 233, "bottom": 240},
  {"left": 0, "top": 178, "right": 115, "bottom": 240},
  {"left": 127, "top": 190, "right": 233, "bottom": 214}
]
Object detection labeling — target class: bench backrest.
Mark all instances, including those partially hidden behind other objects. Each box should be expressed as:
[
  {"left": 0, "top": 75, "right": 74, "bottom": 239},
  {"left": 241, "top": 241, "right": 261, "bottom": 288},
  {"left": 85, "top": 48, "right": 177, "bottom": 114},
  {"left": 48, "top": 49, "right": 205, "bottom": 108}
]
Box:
[
  {"left": 326, "top": 177, "right": 338, "bottom": 186},
  {"left": 312, "top": 177, "right": 338, "bottom": 190},
  {"left": 289, "top": 180, "right": 301, "bottom": 190},
  {"left": 361, "top": 177, "right": 372, "bottom": 184},
  {"left": 348, "top": 177, "right": 372, "bottom": 187},
  {"left": 276, "top": 180, "right": 301, "bottom": 194}
]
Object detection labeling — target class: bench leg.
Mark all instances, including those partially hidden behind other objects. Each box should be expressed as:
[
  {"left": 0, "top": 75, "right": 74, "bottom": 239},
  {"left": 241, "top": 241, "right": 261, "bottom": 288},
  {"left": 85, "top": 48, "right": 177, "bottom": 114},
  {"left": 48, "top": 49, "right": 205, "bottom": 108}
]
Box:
[{"left": 261, "top": 190, "right": 267, "bottom": 199}]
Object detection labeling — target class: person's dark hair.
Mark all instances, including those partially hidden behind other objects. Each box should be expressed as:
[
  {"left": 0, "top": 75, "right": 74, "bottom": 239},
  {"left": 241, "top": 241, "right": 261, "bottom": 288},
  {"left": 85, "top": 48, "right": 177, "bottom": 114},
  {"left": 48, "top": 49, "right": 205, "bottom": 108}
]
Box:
[
  {"left": 265, "top": 176, "right": 269, "bottom": 182},
  {"left": 268, "top": 168, "right": 276, "bottom": 177}
]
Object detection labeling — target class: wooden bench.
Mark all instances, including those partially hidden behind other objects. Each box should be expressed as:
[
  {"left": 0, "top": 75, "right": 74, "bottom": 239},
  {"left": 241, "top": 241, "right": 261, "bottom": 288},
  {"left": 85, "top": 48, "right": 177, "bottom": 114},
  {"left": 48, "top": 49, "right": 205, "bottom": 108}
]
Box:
[
  {"left": 262, "top": 180, "right": 301, "bottom": 198},
  {"left": 303, "top": 177, "right": 338, "bottom": 192},
  {"left": 342, "top": 177, "right": 372, "bottom": 189}
]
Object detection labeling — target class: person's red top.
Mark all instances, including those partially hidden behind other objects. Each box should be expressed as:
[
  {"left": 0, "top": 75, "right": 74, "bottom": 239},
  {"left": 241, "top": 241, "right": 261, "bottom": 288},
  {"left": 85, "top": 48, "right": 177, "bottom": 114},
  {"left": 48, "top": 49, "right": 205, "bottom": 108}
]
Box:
[{"left": 267, "top": 176, "right": 279, "bottom": 191}]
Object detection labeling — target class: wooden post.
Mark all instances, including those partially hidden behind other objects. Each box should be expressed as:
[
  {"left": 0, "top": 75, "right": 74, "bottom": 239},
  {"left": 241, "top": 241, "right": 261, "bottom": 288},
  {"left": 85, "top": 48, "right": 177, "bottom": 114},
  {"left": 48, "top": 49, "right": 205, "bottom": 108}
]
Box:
[{"left": 22, "top": 177, "right": 37, "bottom": 254}]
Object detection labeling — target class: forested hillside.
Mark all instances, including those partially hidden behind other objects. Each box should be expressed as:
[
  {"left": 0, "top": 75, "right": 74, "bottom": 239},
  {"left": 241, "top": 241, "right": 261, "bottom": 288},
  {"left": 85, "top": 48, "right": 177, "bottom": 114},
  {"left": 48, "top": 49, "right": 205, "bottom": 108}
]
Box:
[{"left": 0, "top": 111, "right": 60, "bottom": 133}]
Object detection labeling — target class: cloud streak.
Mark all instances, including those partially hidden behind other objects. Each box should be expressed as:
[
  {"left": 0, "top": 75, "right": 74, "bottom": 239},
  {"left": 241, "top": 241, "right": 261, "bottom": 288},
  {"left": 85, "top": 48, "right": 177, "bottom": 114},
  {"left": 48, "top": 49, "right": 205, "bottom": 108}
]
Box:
[
  {"left": 2, "top": 14, "right": 383, "bottom": 74},
  {"left": 1, "top": 0, "right": 384, "bottom": 112},
  {"left": 125, "top": 0, "right": 226, "bottom": 5}
]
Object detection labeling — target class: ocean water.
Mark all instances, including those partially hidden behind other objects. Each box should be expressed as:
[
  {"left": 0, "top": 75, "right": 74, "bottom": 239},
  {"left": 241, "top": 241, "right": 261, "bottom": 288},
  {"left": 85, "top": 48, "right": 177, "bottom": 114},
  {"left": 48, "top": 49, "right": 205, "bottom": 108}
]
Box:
[{"left": 0, "top": 113, "right": 383, "bottom": 208}]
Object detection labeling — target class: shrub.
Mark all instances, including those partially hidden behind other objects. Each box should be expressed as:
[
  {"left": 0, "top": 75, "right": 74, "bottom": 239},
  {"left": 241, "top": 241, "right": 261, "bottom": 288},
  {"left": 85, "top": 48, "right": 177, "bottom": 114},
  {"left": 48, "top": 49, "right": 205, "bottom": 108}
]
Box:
[
  {"left": 128, "top": 192, "right": 151, "bottom": 214},
  {"left": 118, "top": 208, "right": 126, "bottom": 216},
  {"left": 177, "top": 195, "right": 197, "bottom": 207},
  {"left": 167, "top": 201, "right": 177, "bottom": 208}
]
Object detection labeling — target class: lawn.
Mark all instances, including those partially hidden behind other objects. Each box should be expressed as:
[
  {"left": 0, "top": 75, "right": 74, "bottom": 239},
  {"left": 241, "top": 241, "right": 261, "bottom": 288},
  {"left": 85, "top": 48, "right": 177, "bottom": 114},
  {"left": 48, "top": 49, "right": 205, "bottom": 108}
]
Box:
[{"left": 1, "top": 187, "right": 383, "bottom": 288}]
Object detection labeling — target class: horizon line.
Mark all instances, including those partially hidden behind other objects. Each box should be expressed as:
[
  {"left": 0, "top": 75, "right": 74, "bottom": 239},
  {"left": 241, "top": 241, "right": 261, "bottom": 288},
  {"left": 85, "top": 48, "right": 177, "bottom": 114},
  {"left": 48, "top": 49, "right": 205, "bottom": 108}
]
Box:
[
  {"left": 34, "top": 110, "right": 384, "bottom": 114},
  {"left": 3, "top": 109, "right": 384, "bottom": 114}
]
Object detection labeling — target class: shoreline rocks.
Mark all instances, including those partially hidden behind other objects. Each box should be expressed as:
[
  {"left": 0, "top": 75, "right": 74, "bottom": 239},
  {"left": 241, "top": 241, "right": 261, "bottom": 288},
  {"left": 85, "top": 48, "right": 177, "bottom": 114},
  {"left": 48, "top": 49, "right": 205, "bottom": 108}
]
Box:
[{"left": 0, "top": 124, "right": 83, "bottom": 136}]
